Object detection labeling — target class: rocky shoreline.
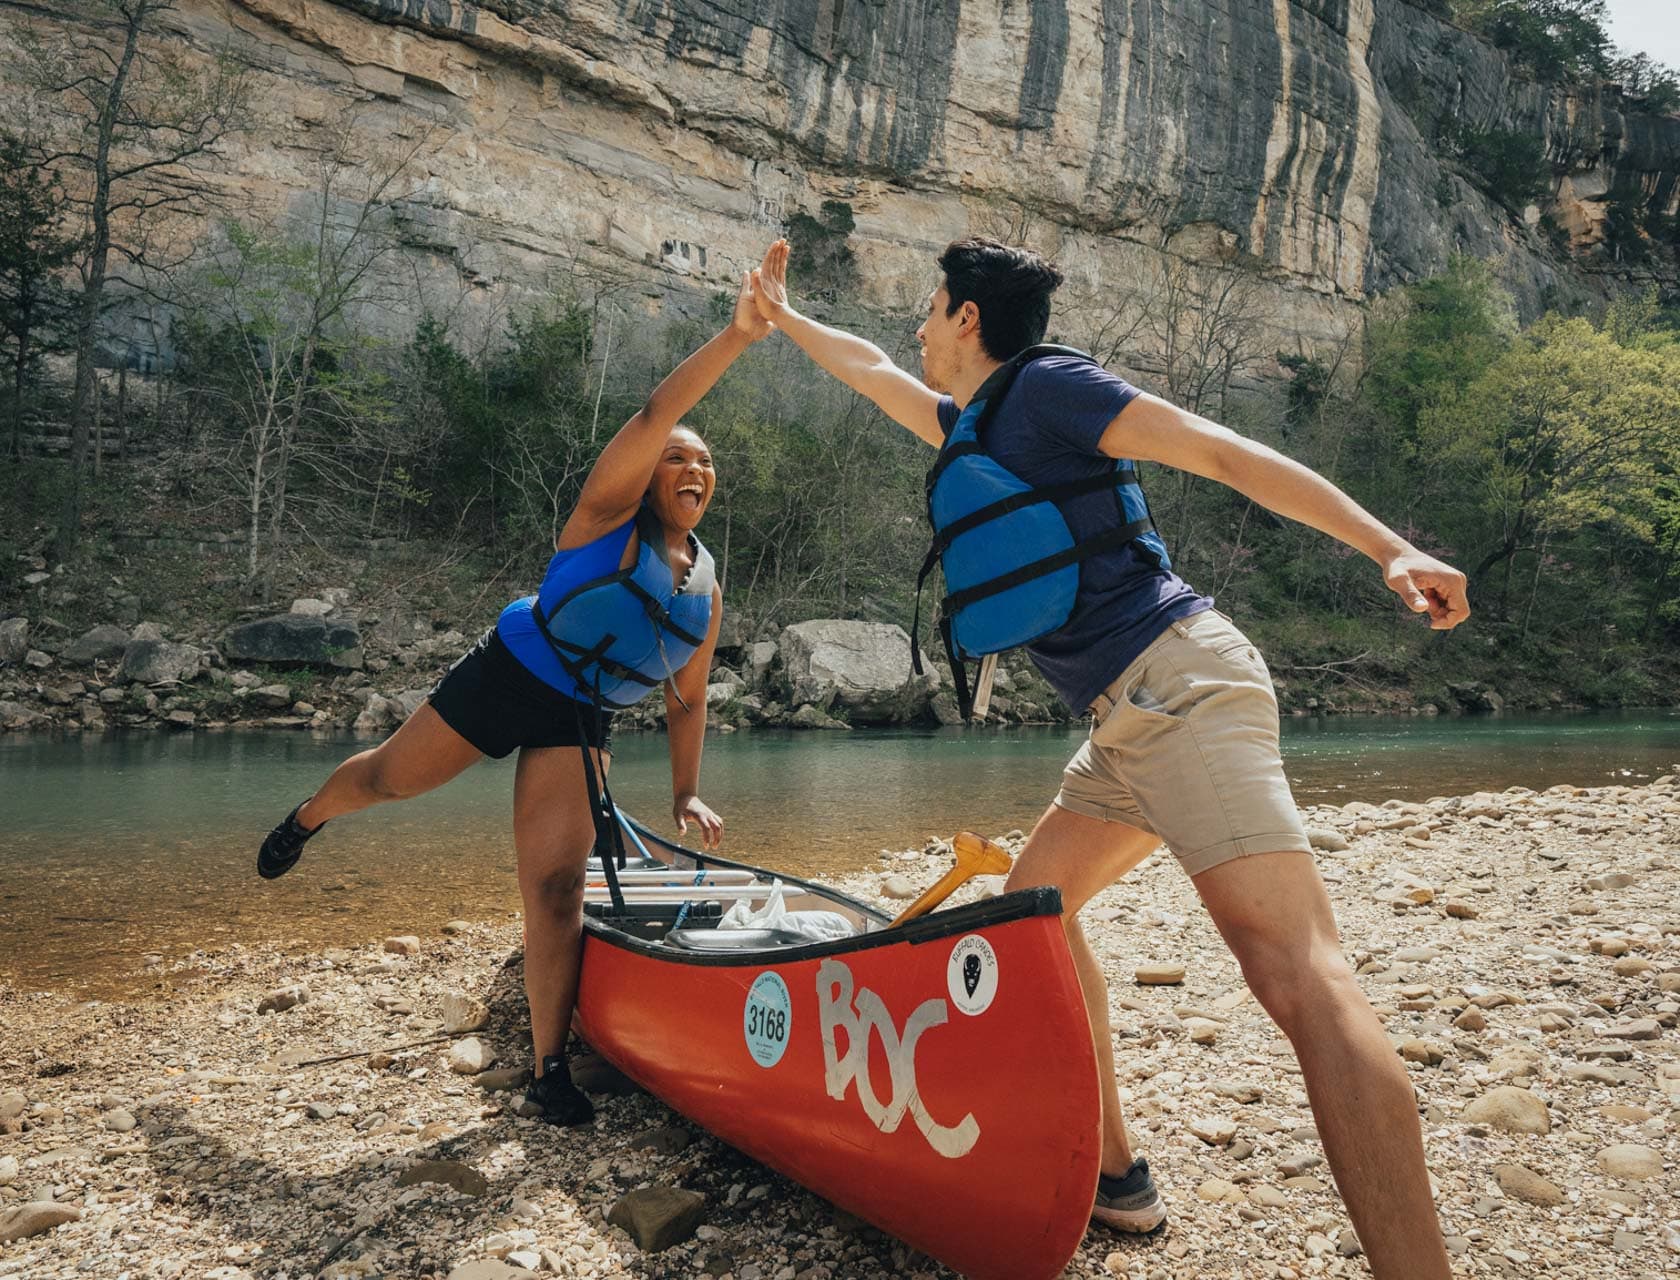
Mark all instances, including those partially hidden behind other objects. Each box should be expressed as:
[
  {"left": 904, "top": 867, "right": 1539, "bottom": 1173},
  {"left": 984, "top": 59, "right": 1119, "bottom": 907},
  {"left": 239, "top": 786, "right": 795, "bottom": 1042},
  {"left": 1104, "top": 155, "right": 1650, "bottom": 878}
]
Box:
[
  {"left": 1, "top": 594, "right": 1537, "bottom": 741},
  {"left": 3, "top": 777, "right": 1678, "bottom": 1280}
]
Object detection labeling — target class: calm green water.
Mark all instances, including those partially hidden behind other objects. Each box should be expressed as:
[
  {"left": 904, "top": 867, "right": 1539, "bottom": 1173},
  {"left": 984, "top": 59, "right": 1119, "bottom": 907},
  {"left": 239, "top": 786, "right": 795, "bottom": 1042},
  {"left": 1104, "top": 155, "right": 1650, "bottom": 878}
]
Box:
[{"left": 2, "top": 713, "right": 1677, "bottom": 995}]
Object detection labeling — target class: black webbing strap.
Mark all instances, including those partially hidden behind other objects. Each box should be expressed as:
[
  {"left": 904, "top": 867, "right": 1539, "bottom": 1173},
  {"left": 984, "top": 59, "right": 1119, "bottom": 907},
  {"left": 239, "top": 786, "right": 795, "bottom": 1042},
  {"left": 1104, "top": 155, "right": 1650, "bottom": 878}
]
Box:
[
  {"left": 926, "top": 470, "right": 1139, "bottom": 559},
  {"left": 621, "top": 578, "right": 706, "bottom": 650},
  {"left": 571, "top": 683, "right": 626, "bottom": 914},
  {"left": 940, "top": 517, "right": 1157, "bottom": 615},
  {"left": 939, "top": 614, "right": 976, "bottom": 720}
]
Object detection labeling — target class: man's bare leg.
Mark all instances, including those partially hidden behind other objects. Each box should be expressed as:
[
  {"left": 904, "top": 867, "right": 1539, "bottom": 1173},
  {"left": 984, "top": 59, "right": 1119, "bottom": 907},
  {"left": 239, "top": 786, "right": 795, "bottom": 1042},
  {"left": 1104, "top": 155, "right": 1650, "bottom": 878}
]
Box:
[
  {"left": 1193, "top": 851, "right": 1451, "bottom": 1280},
  {"left": 1005, "top": 803, "right": 1161, "bottom": 1176}
]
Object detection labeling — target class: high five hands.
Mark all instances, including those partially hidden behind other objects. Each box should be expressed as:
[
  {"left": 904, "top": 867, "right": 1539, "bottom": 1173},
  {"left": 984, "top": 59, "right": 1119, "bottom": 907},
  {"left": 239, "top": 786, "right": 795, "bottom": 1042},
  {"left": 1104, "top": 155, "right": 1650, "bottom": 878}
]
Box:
[
  {"left": 732, "top": 255, "right": 776, "bottom": 343},
  {"left": 749, "top": 239, "right": 791, "bottom": 323}
]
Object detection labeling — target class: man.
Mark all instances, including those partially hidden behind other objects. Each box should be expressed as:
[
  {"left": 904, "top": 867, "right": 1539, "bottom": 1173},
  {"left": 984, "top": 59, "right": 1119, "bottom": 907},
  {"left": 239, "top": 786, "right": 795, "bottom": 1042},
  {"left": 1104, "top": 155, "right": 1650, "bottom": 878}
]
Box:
[{"left": 749, "top": 237, "right": 1467, "bottom": 1279}]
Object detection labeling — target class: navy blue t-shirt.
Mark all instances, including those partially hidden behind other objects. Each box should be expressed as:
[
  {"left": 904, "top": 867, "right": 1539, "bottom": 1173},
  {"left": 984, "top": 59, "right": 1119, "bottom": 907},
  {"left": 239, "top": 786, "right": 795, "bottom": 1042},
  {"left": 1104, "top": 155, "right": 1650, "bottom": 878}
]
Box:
[{"left": 936, "top": 356, "right": 1212, "bottom": 711}]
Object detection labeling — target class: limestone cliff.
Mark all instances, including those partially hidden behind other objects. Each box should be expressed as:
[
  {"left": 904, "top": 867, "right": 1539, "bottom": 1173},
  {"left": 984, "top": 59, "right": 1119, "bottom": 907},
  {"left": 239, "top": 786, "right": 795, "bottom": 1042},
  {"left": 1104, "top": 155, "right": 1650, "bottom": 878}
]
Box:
[{"left": 6, "top": 0, "right": 1678, "bottom": 351}]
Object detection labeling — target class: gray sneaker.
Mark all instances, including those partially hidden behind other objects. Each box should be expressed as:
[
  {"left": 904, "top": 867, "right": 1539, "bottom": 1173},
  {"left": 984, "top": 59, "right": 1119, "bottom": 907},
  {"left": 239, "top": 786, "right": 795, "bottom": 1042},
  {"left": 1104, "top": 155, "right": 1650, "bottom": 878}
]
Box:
[{"left": 1091, "top": 1157, "right": 1167, "bottom": 1233}]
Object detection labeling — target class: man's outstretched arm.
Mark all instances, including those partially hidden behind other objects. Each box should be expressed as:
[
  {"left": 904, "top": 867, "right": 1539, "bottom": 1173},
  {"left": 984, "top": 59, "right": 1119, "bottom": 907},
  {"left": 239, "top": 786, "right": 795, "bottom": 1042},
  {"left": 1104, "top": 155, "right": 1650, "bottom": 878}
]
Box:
[
  {"left": 751, "top": 240, "right": 945, "bottom": 447},
  {"left": 1106, "top": 394, "right": 1471, "bottom": 629}
]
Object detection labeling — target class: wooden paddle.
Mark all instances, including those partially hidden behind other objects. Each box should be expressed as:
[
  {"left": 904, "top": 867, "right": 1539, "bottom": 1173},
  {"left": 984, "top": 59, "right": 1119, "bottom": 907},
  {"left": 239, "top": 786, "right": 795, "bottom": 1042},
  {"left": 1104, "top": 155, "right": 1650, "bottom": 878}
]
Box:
[{"left": 889, "top": 831, "right": 1014, "bottom": 926}]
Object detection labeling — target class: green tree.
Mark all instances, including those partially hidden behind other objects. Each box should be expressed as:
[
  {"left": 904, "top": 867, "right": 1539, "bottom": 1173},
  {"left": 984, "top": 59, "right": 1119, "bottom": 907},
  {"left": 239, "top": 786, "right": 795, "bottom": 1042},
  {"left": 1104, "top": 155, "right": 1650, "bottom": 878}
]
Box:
[
  {"left": 0, "top": 131, "right": 81, "bottom": 460},
  {"left": 1421, "top": 314, "right": 1680, "bottom": 630}
]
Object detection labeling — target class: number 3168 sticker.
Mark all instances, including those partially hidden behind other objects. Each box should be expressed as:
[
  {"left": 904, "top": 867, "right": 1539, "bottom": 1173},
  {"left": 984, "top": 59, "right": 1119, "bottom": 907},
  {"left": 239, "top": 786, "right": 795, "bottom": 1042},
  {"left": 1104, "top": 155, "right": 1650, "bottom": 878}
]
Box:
[{"left": 743, "top": 971, "right": 792, "bottom": 1067}]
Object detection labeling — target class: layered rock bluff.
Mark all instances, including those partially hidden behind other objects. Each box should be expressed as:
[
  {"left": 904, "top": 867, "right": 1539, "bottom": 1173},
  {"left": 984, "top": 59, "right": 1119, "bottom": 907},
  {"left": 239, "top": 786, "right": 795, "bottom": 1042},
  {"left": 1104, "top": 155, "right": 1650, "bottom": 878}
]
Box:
[{"left": 10, "top": 0, "right": 1679, "bottom": 344}]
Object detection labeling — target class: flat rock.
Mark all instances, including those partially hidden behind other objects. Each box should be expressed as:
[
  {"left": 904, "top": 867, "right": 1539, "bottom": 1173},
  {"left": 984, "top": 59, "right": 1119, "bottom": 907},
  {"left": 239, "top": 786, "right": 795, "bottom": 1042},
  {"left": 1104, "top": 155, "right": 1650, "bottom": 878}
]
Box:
[
  {"left": 446, "top": 1262, "right": 527, "bottom": 1280},
  {"left": 475, "top": 1067, "right": 529, "bottom": 1093},
  {"left": 0, "top": 1201, "right": 82, "bottom": 1243},
  {"left": 607, "top": 1186, "right": 705, "bottom": 1252},
  {"left": 1194, "top": 1178, "right": 1246, "bottom": 1204},
  {"left": 383, "top": 935, "right": 421, "bottom": 956},
  {"left": 257, "top": 985, "right": 308, "bottom": 1014},
  {"left": 630, "top": 1125, "right": 694, "bottom": 1155},
  {"left": 1188, "top": 1116, "right": 1238, "bottom": 1145},
  {"left": 1597, "top": 1144, "right": 1663, "bottom": 1180},
  {"left": 1462, "top": 1086, "right": 1551, "bottom": 1135},
  {"left": 397, "top": 1159, "right": 488, "bottom": 1197},
  {"left": 572, "top": 1053, "right": 638, "bottom": 1095},
  {"left": 1494, "top": 1163, "right": 1564, "bottom": 1206}
]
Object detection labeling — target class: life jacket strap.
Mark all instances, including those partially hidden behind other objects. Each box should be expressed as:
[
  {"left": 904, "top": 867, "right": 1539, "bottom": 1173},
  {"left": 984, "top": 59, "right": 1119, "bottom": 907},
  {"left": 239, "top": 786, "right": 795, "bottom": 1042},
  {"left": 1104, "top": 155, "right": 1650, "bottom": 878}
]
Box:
[
  {"left": 940, "top": 517, "right": 1157, "bottom": 617},
  {"left": 926, "top": 469, "right": 1140, "bottom": 560}
]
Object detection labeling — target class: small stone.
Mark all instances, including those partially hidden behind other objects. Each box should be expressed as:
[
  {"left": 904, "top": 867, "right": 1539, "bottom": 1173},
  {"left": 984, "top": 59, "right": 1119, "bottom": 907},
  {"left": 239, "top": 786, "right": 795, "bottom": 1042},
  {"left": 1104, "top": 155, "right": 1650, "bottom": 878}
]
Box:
[
  {"left": 1188, "top": 1116, "right": 1238, "bottom": 1145},
  {"left": 0, "top": 1156, "right": 15, "bottom": 1185},
  {"left": 1598, "top": 1144, "right": 1663, "bottom": 1180},
  {"left": 1445, "top": 900, "right": 1479, "bottom": 919},
  {"left": 441, "top": 993, "right": 490, "bottom": 1034},
  {"left": 103, "top": 1108, "right": 137, "bottom": 1133},
  {"left": 257, "top": 984, "right": 308, "bottom": 1015},
  {"left": 1194, "top": 1178, "right": 1246, "bottom": 1204},
  {"left": 448, "top": 1038, "right": 494, "bottom": 1075},
  {"left": 879, "top": 874, "right": 917, "bottom": 899},
  {"left": 1400, "top": 1038, "right": 1446, "bottom": 1066},
  {"left": 383, "top": 935, "right": 421, "bottom": 956},
  {"left": 1186, "top": 1018, "right": 1220, "bottom": 1045},
  {"left": 607, "top": 1186, "right": 706, "bottom": 1251},
  {"left": 475, "top": 1066, "right": 529, "bottom": 1092},
  {"left": 1306, "top": 827, "right": 1349, "bottom": 852},
  {"left": 1453, "top": 1007, "right": 1487, "bottom": 1032},
  {"left": 1135, "top": 963, "right": 1186, "bottom": 986},
  {"left": 1248, "top": 1186, "right": 1288, "bottom": 1209},
  {"left": 1612, "top": 957, "right": 1654, "bottom": 977},
  {"left": 442, "top": 920, "right": 473, "bottom": 935},
  {"left": 630, "top": 1125, "right": 693, "bottom": 1155},
  {"left": 1278, "top": 1154, "right": 1323, "bottom": 1179},
  {"left": 1494, "top": 1163, "right": 1564, "bottom": 1206},
  {"left": 1336, "top": 1229, "right": 1362, "bottom": 1257},
  {"left": 1462, "top": 1086, "right": 1550, "bottom": 1135}
]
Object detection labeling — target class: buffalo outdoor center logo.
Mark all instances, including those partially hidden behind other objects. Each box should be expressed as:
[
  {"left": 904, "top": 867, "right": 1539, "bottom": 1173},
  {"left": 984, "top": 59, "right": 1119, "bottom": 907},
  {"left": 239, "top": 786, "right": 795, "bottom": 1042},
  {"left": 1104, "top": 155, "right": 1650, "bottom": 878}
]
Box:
[{"left": 946, "top": 935, "right": 998, "bottom": 1016}]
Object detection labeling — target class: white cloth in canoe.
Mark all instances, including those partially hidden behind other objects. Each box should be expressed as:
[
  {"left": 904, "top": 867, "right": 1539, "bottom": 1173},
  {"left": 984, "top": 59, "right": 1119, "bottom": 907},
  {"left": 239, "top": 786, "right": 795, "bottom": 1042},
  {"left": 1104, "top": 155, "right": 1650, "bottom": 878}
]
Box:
[{"left": 718, "top": 879, "right": 855, "bottom": 940}]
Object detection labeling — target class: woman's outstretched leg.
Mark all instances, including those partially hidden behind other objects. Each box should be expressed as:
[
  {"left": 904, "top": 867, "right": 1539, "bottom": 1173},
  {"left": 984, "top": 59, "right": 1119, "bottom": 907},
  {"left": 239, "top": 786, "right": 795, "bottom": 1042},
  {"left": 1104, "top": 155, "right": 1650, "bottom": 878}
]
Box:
[
  {"left": 511, "top": 743, "right": 604, "bottom": 1125},
  {"left": 258, "top": 702, "right": 483, "bottom": 878}
]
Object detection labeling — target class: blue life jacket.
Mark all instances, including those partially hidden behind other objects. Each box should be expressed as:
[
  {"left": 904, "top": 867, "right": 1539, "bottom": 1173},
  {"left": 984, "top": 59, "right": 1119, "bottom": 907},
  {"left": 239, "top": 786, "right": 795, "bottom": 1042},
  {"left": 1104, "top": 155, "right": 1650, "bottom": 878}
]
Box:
[
  {"left": 531, "top": 505, "right": 716, "bottom": 710},
  {"left": 915, "top": 345, "right": 1168, "bottom": 716}
]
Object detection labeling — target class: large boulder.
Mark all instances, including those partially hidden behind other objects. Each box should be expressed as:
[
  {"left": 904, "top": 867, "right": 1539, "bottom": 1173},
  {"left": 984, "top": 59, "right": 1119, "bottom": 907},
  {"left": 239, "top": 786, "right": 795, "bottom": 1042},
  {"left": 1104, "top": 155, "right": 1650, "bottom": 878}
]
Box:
[
  {"left": 63, "top": 624, "right": 131, "bottom": 665},
  {"left": 776, "top": 620, "right": 938, "bottom": 724},
  {"left": 121, "top": 637, "right": 204, "bottom": 685},
  {"left": 0, "top": 618, "right": 28, "bottom": 666},
  {"left": 224, "top": 615, "right": 364, "bottom": 670}
]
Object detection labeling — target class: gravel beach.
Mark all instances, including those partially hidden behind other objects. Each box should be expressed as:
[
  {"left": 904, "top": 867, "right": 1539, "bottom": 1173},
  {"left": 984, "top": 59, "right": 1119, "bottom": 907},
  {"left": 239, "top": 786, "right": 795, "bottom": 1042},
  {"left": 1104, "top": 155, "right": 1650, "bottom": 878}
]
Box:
[{"left": 2, "top": 774, "right": 1677, "bottom": 1280}]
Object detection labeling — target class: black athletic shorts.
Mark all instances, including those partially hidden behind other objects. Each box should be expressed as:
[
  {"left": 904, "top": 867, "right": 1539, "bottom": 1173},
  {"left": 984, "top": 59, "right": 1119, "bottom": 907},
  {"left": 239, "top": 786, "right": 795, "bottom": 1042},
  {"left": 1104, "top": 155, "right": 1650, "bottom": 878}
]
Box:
[{"left": 427, "top": 628, "right": 614, "bottom": 759}]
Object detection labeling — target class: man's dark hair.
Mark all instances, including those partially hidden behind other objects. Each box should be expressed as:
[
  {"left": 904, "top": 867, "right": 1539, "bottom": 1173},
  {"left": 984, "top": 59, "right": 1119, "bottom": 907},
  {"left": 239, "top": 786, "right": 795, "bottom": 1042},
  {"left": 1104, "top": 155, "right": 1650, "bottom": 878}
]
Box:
[{"left": 937, "top": 237, "right": 1065, "bottom": 362}]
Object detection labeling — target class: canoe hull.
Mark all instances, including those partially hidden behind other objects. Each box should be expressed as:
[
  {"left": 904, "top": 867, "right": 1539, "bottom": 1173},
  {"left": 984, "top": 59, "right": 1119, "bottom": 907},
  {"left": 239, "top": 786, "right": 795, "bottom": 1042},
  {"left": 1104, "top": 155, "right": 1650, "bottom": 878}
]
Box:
[{"left": 575, "top": 890, "right": 1101, "bottom": 1280}]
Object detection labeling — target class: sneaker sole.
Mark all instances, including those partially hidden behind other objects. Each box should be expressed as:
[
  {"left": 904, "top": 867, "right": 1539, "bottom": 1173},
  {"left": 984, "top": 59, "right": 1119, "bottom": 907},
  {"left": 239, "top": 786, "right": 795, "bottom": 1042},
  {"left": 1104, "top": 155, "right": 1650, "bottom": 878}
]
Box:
[{"left": 1091, "top": 1200, "right": 1168, "bottom": 1234}]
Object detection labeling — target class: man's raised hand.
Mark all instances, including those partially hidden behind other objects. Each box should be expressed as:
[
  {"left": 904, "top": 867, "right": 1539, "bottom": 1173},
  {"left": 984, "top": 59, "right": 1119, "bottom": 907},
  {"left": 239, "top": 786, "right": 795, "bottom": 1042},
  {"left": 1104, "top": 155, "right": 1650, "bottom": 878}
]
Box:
[{"left": 732, "top": 268, "right": 775, "bottom": 342}]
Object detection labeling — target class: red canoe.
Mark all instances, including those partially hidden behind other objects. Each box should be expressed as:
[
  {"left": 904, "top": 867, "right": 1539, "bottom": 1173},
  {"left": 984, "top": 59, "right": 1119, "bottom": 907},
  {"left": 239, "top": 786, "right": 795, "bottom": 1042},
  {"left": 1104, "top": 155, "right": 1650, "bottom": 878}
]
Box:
[{"left": 573, "top": 816, "right": 1102, "bottom": 1280}]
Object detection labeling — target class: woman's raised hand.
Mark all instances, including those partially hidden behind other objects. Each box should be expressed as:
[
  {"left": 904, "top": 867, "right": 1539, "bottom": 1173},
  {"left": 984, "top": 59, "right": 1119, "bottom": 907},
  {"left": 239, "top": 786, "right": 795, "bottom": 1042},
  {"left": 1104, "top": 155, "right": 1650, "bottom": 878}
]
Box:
[
  {"left": 750, "top": 239, "right": 790, "bottom": 321},
  {"left": 732, "top": 267, "right": 775, "bottom": 342}
]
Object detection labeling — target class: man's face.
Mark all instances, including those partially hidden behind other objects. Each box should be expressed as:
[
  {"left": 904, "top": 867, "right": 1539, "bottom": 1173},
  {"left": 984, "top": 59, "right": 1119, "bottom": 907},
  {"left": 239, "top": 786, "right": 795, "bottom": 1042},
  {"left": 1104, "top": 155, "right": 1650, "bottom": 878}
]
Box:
[{"left": 915, "top": 284, "right": 963, "bottom": 393}]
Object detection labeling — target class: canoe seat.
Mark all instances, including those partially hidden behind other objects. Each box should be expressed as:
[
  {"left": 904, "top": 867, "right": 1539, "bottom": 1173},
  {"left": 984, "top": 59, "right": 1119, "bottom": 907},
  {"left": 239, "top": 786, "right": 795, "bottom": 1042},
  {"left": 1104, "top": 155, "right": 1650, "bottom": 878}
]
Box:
[{"left": 664, "top": 927, "right": 810, "bottom": 952}]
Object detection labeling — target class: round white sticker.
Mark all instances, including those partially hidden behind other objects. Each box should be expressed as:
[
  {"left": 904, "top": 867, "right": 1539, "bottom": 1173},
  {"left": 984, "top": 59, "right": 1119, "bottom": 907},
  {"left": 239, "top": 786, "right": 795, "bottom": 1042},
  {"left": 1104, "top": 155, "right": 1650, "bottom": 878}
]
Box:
[
  {"left": 947, "top": 935, "right": 998, "bottom": 1016},
  {"left": 743, "top": 971, "right": 792, "bottom": 1067}
]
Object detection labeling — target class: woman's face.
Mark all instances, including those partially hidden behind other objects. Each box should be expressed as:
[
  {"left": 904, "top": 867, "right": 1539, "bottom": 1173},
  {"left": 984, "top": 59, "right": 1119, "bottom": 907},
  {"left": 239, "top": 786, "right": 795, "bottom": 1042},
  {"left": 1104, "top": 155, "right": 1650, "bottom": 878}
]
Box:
[{"left": 646, "top": 427, "right": 716, "bottom": 533}]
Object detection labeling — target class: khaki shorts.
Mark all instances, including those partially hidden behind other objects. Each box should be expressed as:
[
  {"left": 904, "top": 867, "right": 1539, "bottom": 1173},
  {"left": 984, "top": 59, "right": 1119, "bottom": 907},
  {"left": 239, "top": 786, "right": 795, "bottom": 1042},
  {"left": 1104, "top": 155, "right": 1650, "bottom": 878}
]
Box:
[{"left": 1055, "top": 610, "right": 1311, "bottom": 876}]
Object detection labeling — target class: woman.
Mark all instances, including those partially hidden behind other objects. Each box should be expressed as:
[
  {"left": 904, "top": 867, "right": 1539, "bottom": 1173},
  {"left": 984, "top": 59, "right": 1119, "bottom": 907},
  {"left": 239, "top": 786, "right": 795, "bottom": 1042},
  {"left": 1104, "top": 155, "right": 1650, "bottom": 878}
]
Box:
[{"left": 254, "top": 260, "right": 774, "bottom": 1125}]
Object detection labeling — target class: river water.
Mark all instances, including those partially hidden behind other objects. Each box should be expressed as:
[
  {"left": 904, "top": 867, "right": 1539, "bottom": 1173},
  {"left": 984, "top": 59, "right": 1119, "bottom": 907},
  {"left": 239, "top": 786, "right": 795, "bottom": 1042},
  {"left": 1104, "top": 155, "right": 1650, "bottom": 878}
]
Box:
[{"left": 2, "top": 712, "right": 1677, "bottom": 995}]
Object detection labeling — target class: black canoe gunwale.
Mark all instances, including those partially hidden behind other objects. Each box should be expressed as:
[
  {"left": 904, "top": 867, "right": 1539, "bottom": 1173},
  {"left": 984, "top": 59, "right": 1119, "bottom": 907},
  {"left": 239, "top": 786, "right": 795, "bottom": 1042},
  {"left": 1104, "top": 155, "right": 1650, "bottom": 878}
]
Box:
[{"left": 581, "top": 814, "right": 1066, "bottom": 968}]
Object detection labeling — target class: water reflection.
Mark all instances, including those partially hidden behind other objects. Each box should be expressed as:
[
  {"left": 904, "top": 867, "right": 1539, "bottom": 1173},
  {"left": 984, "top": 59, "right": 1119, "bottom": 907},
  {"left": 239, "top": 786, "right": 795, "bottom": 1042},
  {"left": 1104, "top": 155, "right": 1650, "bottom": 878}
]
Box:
[{"left": 2, "top": 712, "right": 1677, "bottom": 996}]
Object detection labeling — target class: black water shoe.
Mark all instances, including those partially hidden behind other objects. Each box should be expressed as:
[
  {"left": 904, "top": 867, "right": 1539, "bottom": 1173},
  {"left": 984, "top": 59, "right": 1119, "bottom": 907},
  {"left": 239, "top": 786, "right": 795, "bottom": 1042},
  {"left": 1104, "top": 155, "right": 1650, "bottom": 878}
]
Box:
[
  {"left": 529, "top": 1055, "right": 595, "bottom": 1126},
  {"left": 257, "top": 802, "right": 325, "bottom": 880}
]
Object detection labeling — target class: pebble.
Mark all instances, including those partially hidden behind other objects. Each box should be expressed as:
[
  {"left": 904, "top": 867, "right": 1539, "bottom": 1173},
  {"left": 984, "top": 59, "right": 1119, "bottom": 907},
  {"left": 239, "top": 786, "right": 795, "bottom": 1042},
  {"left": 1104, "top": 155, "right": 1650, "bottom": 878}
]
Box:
[
  {"left": 1135, "top": 963, "right": 1186, "bottom": 985},
  {"left": 448, "top": 1038, "right": 495, "bottom": 1074},
  {"left": 1493, "top": 1163, "right": 1564, "bottom": 1206},
  {"left": 383, "top": 935, "right": 422, "bottom": 956}
]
